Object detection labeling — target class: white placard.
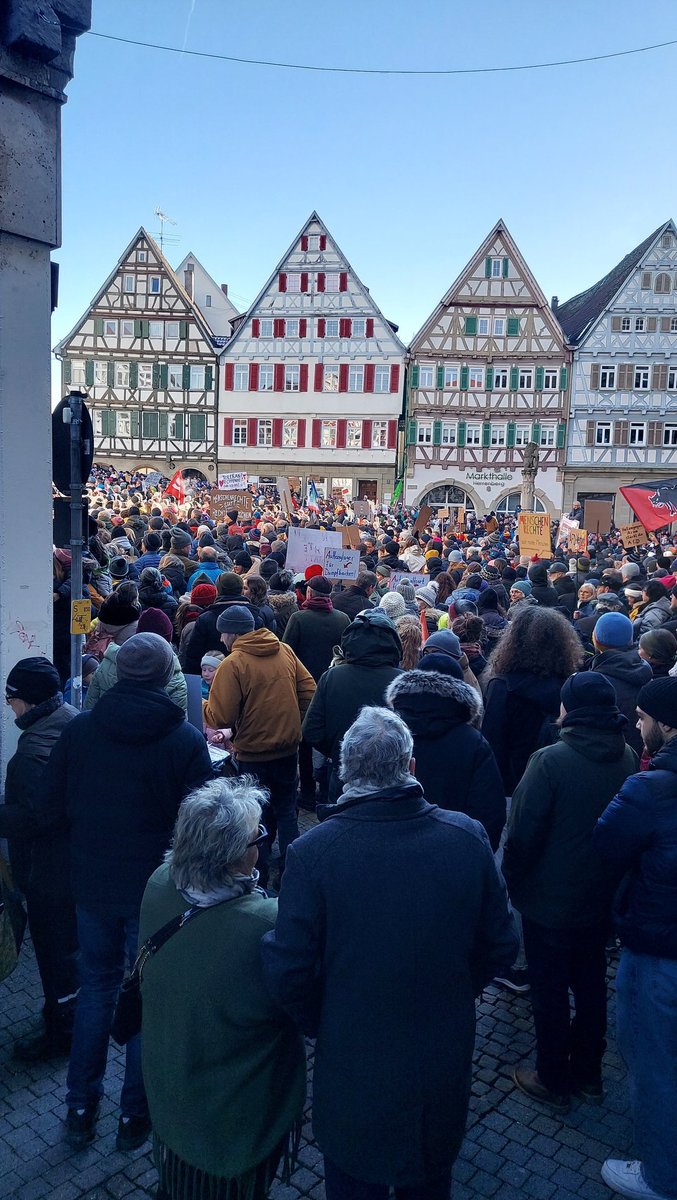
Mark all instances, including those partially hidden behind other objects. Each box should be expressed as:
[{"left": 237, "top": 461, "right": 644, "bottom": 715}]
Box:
[
  {"left": 218, "top": 471, "right": 248, "bottom": 490},
  {"left": 324, "top": 547, "right": 360, "bottom": 580},
  {"left": 389, "top": 571, "right": 426, "bottom": 590},
  {"left": 557, "top": 516, "right": 579, "bottom": 547},
  {"left": 285, "top": 526, "right": 342, "bottom": 575}
]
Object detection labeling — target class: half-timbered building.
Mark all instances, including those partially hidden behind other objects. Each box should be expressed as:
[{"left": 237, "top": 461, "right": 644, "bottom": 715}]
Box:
[
  {"left": 54, "top": 229, "right": 223, "bottom": 480},
  {"left": 220, "top": 212, "right": 405, "bottom": 503},
  {"left": 404, "top": 221, "right": 570, "bottom": 517},
  {"left": 558, "top": 219, "right": 677, "bottom": 523}
]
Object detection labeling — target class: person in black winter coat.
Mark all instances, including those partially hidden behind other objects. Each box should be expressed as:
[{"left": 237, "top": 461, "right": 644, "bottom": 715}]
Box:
[
  {"left": 527, "top": 563, "right": 560, "bottom": 608},
  {"left": 386, "top": 666, "right": 505, "bottom": 849},
  {"left": 184, "top": 572, "right": 263, "bottom": 674},
  {"left": 137, "top": 568, "right": 178, "bottom": 620},
  {"left": 33, "top": 634, "right": 212, "bottom": 1150},
  {"left": 331, "top": 572, "right": 377, "bottom": 619},
  {"left": 548, "top": 563, "right": 577, "bottom": 615},
  {"left": 590, "top": 612, "right": 652, "bottom": 757}
]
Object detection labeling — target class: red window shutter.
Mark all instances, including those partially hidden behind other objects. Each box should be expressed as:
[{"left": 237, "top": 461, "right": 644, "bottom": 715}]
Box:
[
  {"left": 278, "top": 273, "right": 287, "bottom": 292},
  {"left": 317, "top": 318, "right": 326, "bottom": 337},
  {"left": 339, "top": 364, "right": 349, "bottom": 393},
  {"left": 224, "top": 363, "right": 234, "bottom": 390},
  {"left": 299, "top": 363, "right": 309, "bottom": 391},
  {"left": 223, "top": 417, "right": 233, "bottom": 444},
  {"left": 317, "top": 273, "right": 326, "bottom": 293},
  {"left": 249, "top": 363, "right": 259, "bottom": 391},
  {"left": 299, "top": 318, "right": 307, "bottom": 337},
  {"left": 300, "top": 272, "right": 309, "bottom": 292},
  {"left": 248, "top": 417, "right": 258, "bottom": 445},
  {"left": 301, "top": 235, "right": 309, "bottom": 251},
  {"left": 252, "top": 318, "right": 260, "bottom": 337},
  {"left": 312, "top": 419, "right": 322, "bottom": 448},
  {"left": 339, "top": 272, "right": 348, "bottom": 292},
  {"left": 272, "top": 418, "right": 283, "bottom": 447},
  {"left": 319, "top": 235, "right": 327, "bottom": 251},
  {"left": 274, "top": 364, "right": 284, "bottom": 392},
  {"left": 387, "top": 420, "right": 397, "bottom": 450},
  {"left": 314, "top": 363, "right": 324, "bottom": 391},
  {"left": 345, "top": 318, "right": 352, "bottom": 337},
  {"left": 274, "top": 318, "right": 285, "bottom": 338},
  {"left": 364, "top": 364, "right": 375, "bottom": 393},
  {"left": 297, "top": 420, "right": 306, "bottom": 447},
  {"left": 362, "top": 420, "right": 372, "bottom": 449},
  {"left": 337, "top": 419, "right": 347, "bottom": 449},
  {"left": 390, "top": 364, "right": 401, "bottom": 393},
  {"left": 339, "top": 318, "right": 350, "bottom": 337},
  {"left": 366, "top": 318, "right": 374, "bottom": 337}
]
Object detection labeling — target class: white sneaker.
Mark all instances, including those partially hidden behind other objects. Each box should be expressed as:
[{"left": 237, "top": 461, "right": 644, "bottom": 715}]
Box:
[{"left": 601, "top": 1159, "right": 674, "bottom": 1200}]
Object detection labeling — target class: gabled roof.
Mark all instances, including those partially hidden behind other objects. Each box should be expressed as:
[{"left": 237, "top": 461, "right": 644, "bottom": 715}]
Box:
[
  {"left": 224, "top": 210, "right": 406, "bottom": 354},
  {"left": 175, "top": 251, "right": 240, "bottom": 321},
  {"left": 54, "top": 227, "right": 219, "bottom": 354},
  {"left": 557, "top": 221, "right": 671, "bottom": 344}
]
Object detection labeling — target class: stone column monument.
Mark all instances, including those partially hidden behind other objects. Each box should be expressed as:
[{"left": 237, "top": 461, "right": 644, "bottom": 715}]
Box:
[{"left": 520, "top": 441, "right": 540, "bottom": 512}]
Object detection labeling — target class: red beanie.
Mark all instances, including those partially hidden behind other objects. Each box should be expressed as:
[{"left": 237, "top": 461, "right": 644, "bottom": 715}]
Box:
[
  {"left": 191, "top": 583, "right": 217, "bottom": 607},
  {"left": 305, "top": 563, "right": 324, "bottom": 581}
]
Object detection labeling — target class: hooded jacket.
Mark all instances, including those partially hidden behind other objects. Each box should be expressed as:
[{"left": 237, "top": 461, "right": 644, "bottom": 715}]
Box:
[
  {"left": 267, "top": 591, "right": 299, "bottom": 638},
  {"left": 203, "top": 629, "right": 316, "bottom": 762},
  {"left": 33, "top": 681, "right": 212, "bottom": 915},
  {"left": 386, "top": 670, "right": 505, "bottom": 850},
  {"left": 503, "top": 710, "right": 638, "bottom": 927},
  {"left": 593, "top": 736, "right": 677, "bottom": 958},
  {"left": 302, "top": 611, "right": 402, "bottom": 796},
  {"left": 84, "top": 641, "right": 188, "bottom": 714},
  {"left": 551, "top": 574, "right": 577, "bottom": 615},
  {"left": 184, "top": 597, "right": 264, "bottom": 674},
  {"left": 589, "top": 648, "right": 652, "bottom": 756},
  {"left": 481, "top": 670, "right": 564, "bottom": 794},
  {"left": 138, "top": 582, "right": 179, "bottom": 619}
]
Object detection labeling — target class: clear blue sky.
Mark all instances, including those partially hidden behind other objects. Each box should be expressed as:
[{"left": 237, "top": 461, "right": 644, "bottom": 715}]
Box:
[{"left": 54, "top": 0, "right": 677, "bottom": 391}]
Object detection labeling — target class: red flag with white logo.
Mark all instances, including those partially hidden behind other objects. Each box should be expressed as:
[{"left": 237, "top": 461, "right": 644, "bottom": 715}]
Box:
[
  {"left": 165, "top": 468, "right": 186, "bottom": 503},
  {"left": 619, "top": 480, "right": 677, "bottom": 531}
]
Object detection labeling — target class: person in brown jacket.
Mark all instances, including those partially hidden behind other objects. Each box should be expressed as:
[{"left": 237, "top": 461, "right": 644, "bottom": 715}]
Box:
[{"left": 204, "top": 605, "right": 316, "bottom": 883}]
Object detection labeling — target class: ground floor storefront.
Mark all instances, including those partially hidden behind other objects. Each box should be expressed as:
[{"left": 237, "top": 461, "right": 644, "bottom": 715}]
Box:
[
  {"left": 404, "top": 463, "right": 563, "bottom": 517},
  {"left": 563, "top": 468, "right": 676, "bottom": 526},
  {"left": 216, "top": 459, "right": 397, "bottom": 504}
]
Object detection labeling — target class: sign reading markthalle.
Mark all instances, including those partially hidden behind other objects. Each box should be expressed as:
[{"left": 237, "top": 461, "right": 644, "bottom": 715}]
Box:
[
  {"left": 517, "top": 512, "right": 551, "bottom": 559},
  {"left": 210, "top": 490, "right": 253, "bottom": 521}
]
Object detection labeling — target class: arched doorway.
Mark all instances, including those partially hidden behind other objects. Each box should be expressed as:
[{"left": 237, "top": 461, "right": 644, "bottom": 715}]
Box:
[
  {"left": 495, "top": 490, "right": 545, "bottom": 515},
  {"left": 419, "top": 484, "right": 476, "bottom": 515}
]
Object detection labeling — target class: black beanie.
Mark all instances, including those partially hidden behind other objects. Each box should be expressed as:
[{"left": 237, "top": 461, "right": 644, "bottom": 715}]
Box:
[
  {"left": 6, "top": 657, "right": 61, "bottom": 704},
  {"left": 637, "top": 677, "right": 677, "bottom": 728},
  {"left": 561, "top": 671, "right": 617, "bottom": 712}
]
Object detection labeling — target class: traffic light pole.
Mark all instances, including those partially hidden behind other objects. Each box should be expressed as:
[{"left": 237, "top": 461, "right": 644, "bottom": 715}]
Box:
[{"left": 68, "top": 392, "right": 85, "bottom": 711}]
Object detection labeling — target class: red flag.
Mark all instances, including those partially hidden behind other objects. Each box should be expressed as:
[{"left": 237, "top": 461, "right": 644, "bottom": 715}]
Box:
[
  {"left": 165, "top": 468, "right": 186, "bottom": 503},
  {"left": 619, "top": 480, "right": 677, "bottom": 531}
]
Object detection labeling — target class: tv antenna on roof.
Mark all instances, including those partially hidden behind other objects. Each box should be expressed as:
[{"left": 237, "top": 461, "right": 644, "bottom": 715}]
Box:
[{"left": 153, "top": 207, "right": 179, "bottom": 255}]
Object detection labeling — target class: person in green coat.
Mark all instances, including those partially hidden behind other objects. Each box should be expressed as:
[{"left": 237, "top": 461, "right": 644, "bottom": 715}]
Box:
[
  {"left": 86, "top": 607, "right": 187, "bottom": 714},
  {"left": 140, "top": 775, "right": 306, "bottom": 1200}
]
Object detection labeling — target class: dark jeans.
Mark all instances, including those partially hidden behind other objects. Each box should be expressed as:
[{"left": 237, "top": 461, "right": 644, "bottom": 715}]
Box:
[
  {"left": 324, "top": 1158, "right": 452, "bottom": 1200},
  {"left": 241, "top": 753, "right": 299, "bottom": 884},
  {"left": 522, "top": 916, "right": 608, "bottom": 1096},
  {"left": 298, "top": 738, "right": 315, "bottom": 798},
  {"left": 25, "top": 886, "right": 79, "bottom": 1029},
  {"left": 66, "top": 907, "right": 148, "bottom": 1119}
]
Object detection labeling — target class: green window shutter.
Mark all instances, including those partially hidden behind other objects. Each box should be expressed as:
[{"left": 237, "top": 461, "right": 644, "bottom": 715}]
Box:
[
  {"left": 85, "top": 360, "right": 94, "bottom": 386},
  {"left": 94, "top": 318, "right": 104, "bottom": 336},
  {"left": 502, "top": 257, "right": 509, "bottom": 278},
  {"left": 557, "top": 422, "right": 566, "bottom": 448},
  {"left": 129, "top": 362, "right": 138, "bottom": 389},
  {"left": 464, "top": 316, "right": 477, "bottom": 335},
  {"left": 131, "top": 410, "right": 140, "bottom": 437},
  {"left": 141, "top": 320, "right": 150, "bottom": 338},
  {"left": 535, "top": 366, "right": 544, "bottom": 391},
  {"left": 173, "top": 413, "right": 184, "bottom": 438},
  {"left": 436, "top": 365, "right": 444, "bottom": 390},
  {"left": 482, "top": 422, "right": 491, "bottom": 448},
  {"left": 457, "top": 420, "right": 466, "bottom": 447},
  {"left": 182, "top": 364, "right": 191, "bottom": 389},
  {"left": 510, "top": 367, "right": 519, "bottom": 391},
  {"left": 460, "top": 366, "right": 469, "bottom": 391},
  {"left": 433, "top": 420, "right": 442, "bottom": 446},
  {"left": 531, "top": 421, "right": 541, "bottom": 444},
  {"left": 407, "top": 419, "right": 417, "bottom": 445},
  {"left": 134, "top": 320, "right": 142, "bottom": 337},
  {"left": 205, "top": 365, "right": 213, "bottom": 390},
  {"left": 152, "top": 363, "right": 161, "bottom": 389},
  {"left": 160, "top": 364, "right": 168, "bottom": 389},
  {"left": 104, "top": 410, "right": 115, "bottom": 437},
  {"left": 507, "top": 317, "right": 520, "bottom": 337},
  {"left": 559, "top": 365, "right": 568, "bottom": 390},
  {"left": 485, "top": 257, "right": 492, "bottom": 278},
  {"left": 63, "top": 359, "right": 72, "bottom": 385},
  {"left": 410, "top": 364, "right": 419, "bottom": 388},
  {"left": 159, "top": 412, "right": 168, "bottom": 439},
  {"left": 190, "top": 413, "right": 207, "bottom": 441},
  {"left": 506, "top": 421, "right": 516, "bottom": 448},
  {"left": 485, "top": 367, "right": 494, "bottom": 392},
  {"left": 106, "top": 362, "right": 115, "bottom": 387},
  {"left": 180, "top": 320, "right": 189, "bottom": 340}
]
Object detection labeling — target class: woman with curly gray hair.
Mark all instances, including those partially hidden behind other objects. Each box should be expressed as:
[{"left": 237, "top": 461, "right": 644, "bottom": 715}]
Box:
[{"left": 139, "top": 776, "right": 306, "bottom": 1200}]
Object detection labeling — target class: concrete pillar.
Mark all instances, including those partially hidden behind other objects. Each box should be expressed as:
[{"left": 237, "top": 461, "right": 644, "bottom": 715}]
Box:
[{"left": 0, "top": 1, "right": 91, "bottom": 773}]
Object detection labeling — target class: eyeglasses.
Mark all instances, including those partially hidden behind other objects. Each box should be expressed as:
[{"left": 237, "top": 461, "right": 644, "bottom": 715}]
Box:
[{"left": 247, "top": 824, "right": 268, "bottom": 848}]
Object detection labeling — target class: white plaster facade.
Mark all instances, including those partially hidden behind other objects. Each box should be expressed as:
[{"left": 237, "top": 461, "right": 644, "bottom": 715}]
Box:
[{"left": 176, "top": 252, "right": 239, "bottom": 340}]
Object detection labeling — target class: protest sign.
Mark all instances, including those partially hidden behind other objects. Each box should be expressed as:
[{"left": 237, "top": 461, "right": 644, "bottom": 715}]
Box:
[
  {"left": 285, "top": 527, "right": 342, "bottom": 575},
  {"left": 141, "top": 470, "right": 163, "bottom": 491},
  {"left": 210, "top": 490, "right": 253, "bottom": 521},
  {"left": 218, "top": 471, "right": 248, "bottom": 490},
  {"left": 620, "top": 521, "right": 648, "bottom": 549},
  {"left": 557, "top": 516, "right": 579, "bottom": 547},
  {"left": 517, "top": 512, "right": 551, "bottom": 558},
  {"left": 413, "top": 504, "right": 433, "bottom": 534},
  {"left": 568, "top": 527, "right": 588, "bottom": 554},
  {"left": 276, "top": 477, "right": 294, "bottom": 515},
  {"left": 353, "top": 499, "right": 371, "bottom": 518},
  {"left": 288, "top": 476, "right": 301, "bottom": 492},
  {"left": 583, "top": 499, "right": 613, "bottom": 536},
  {"left": 389, "top": 571, "right": 426, "bottom": 591},
  {"left": 341, "top": 525, "right": 362, "bottom": 549},
  {"left": 324, "top": 548, "right": 360, "bottom": 580}
]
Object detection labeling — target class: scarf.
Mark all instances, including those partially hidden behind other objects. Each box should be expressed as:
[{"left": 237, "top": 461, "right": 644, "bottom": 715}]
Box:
[
  {"left": 15, "top": 694, "right": 63, "bottom": 730},
  {"left": 302, "top": 595, "right": 333, "bottom": 612},
  {"left": 179, "top": 868, "right": 265, "bottom": 907}
]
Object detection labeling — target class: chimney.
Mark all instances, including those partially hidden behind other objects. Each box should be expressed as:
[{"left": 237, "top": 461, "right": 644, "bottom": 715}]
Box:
[
  {"left": 551, "top": 295, "right": 558, "bottom": 314},
  {"left": 221, "top": 283, "right": 228, "bottom": 296},
  {"left": 184, "top": 263, "right": 194, "bottom": 299}
]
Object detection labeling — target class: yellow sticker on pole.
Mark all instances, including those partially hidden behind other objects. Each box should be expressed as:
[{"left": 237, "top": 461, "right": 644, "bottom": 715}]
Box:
[{"left": 71, "top": 599, "right": 91, "bottom": 635}]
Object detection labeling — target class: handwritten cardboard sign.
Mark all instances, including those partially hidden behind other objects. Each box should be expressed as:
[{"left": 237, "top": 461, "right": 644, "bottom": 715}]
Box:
[
  {"left": 71, "top": 599, "right": 91, "bottom": 635},
  {"left": 341, "top": 525, "right": 362, "bottom": 549},
  {"left": 211, "top": 490, "right": 253, "bottom": 521},
  {"left": 218, "top": 471, "right": 248, "bottom": 490},
  {"left": 413, "top": 504, "right": 433, "bottom": 534},
  {"left": 518, "top": 512, "right": 551, "bottom": 558},
  {"left": 276, "top": 476, "right": 294, "bottom": 515},
  {"left": 286, "top": 527, "right": 342, "bottom": 575},
  {"left": 324, "top": 547, "right": 360, "bottom": 580},
  {"left": 620, "top": 521, "right": 648, "bottom": 549},
  {"left": 568, "top": 527, "right": 588, "bottom": 554},
  {"left": 389, "top": 571, "right": 426, "bottom": 591}
]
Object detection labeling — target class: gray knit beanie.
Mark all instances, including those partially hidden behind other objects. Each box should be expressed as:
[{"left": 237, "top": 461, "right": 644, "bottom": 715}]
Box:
[
  {"left": 116, "top": 632, "right": 175, "bottom": 687},
  {"left": 216, "top": 605, "right": 256, "bottom": 635}
]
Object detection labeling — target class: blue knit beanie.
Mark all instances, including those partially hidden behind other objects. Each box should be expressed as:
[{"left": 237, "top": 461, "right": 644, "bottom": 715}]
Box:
[{"left": 594, "top": 612, "right": 633, "bottom": 649}]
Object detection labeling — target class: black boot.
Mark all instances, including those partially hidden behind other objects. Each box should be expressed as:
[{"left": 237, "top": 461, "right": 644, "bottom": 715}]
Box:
[{"left": 13, "top": 1021, "right": 72, "bottom": 1062}]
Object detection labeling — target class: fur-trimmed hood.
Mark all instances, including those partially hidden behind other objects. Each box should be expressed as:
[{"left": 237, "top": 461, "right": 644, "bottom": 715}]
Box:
[{"left": 386, "top": 668, "right": 483, "bottom": 733}]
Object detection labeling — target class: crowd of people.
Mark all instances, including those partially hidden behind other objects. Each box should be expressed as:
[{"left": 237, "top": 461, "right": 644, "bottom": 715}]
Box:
[{"left": 0, "top": 466, "right": 675, "bottom": 1200}]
